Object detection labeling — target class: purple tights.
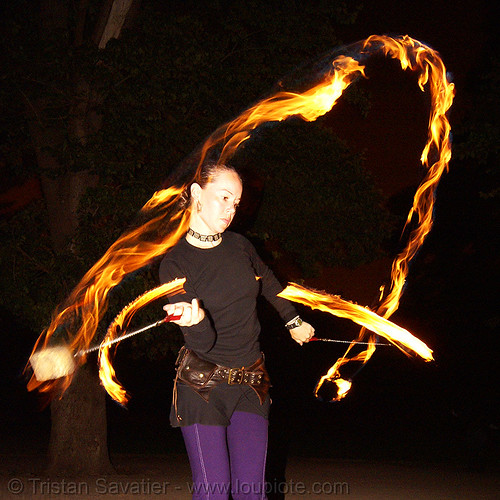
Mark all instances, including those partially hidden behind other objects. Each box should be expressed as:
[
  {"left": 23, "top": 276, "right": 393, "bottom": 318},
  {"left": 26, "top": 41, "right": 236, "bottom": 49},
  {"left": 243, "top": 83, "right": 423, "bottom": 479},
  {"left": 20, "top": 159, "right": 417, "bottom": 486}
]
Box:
[{"left": 181, "top": 411, "right": 268, "bottom": 500}]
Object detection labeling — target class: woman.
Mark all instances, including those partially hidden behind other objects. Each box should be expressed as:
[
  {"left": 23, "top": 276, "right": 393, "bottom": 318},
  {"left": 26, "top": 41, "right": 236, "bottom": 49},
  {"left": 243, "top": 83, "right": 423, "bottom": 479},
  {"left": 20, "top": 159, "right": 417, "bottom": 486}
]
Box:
[{"left": 160, "top": 162, "right": 314, "bottom": 500}]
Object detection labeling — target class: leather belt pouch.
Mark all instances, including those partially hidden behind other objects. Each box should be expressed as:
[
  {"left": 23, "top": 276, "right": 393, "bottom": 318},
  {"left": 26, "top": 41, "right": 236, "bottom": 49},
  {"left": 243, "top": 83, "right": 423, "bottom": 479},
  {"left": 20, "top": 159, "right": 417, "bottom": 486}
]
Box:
[
  {"left": 176, "top": 346, "right": 218, "bottom": 392},
  {"left": 175, "top": 346, "right": 270, "bottom": 404}
]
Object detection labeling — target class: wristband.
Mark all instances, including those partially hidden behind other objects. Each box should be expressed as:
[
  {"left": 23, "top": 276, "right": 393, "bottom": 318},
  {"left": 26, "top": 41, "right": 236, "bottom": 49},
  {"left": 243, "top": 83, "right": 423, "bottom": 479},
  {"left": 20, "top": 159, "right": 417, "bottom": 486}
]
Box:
[{"left": 285, "top": 316, "right": 303, "bottom": 330}]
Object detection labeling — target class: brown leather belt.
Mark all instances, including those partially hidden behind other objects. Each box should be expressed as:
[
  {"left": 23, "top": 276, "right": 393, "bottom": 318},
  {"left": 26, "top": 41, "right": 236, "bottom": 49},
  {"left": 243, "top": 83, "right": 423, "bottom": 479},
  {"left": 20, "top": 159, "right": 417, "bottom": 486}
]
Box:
[
  {"left": 174, "top": 347, "right": 270, "bottom": 404},
  {"left": 213, "top": 356, "right": 267, "bottom": 386}
]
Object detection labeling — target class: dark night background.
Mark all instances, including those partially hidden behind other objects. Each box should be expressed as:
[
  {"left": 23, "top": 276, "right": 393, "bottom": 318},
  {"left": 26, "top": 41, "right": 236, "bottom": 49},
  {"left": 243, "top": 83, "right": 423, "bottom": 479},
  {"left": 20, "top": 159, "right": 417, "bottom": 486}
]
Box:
[{"left": 0, "top": 0, "right": 498, "bottom": 484}]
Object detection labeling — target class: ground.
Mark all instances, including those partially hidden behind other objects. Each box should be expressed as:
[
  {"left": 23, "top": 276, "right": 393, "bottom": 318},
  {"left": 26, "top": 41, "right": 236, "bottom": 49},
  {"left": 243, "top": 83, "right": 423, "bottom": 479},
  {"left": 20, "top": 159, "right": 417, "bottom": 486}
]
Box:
[{"left": 1, "top": 453, "right": 498, "bottom": 499}]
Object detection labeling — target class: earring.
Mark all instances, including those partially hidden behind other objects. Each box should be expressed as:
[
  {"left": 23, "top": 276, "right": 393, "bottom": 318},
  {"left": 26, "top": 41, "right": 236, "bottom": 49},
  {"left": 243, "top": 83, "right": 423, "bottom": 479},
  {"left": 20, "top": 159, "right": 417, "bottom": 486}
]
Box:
[{"left": 196, "top": 200, "right": 202, "bottom": 212}]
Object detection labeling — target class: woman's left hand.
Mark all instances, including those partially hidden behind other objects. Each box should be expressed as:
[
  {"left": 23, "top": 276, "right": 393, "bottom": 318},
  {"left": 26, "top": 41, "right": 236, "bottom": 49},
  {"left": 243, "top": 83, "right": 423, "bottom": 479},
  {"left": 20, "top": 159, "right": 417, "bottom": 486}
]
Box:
[{"left": 289, "top": 321, "right": 315, "bottom": 346}]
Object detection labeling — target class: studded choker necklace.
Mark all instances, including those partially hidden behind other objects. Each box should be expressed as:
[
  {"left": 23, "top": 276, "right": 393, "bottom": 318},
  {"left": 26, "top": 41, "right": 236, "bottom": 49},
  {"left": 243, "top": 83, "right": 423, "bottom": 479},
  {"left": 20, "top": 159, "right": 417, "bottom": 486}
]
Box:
[{"left": 187, "top": 228, "right": 222, "bottom": 243}]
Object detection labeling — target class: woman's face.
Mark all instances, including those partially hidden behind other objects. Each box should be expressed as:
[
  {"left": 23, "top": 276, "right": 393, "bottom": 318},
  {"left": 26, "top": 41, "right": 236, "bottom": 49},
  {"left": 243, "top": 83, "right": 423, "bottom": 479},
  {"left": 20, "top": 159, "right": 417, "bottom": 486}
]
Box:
[{"left": 191, "top": 169, "right": 243, "bottom": 234}]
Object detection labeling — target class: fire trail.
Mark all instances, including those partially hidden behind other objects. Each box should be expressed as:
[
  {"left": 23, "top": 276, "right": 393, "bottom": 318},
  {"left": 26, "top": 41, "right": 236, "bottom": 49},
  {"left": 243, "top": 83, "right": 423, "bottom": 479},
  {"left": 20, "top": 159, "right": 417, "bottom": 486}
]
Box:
[{"left": 28, "top": 35, "right": 454, "bottom": 404}]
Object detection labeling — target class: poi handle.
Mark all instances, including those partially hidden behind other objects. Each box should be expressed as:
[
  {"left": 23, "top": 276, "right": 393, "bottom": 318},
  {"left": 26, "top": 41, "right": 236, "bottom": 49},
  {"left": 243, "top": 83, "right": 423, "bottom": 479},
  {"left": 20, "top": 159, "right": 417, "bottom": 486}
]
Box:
[{"left": 164, "top": 313, "right": 182, "bottom": 322}]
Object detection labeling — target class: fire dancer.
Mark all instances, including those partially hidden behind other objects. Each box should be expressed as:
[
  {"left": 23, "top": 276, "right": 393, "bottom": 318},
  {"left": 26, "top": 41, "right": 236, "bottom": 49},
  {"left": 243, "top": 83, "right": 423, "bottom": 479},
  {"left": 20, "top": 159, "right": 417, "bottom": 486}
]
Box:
[{"left": 159, "top": 162, "right": 314, "bottom": 499}]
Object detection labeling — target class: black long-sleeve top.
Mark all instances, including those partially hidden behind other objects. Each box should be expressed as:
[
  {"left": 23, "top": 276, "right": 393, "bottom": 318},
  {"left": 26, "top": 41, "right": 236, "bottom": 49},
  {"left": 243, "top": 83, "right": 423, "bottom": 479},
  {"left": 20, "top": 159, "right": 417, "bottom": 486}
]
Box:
[{"left": 159, "top": 231, "right": 297, "bottom": 367}]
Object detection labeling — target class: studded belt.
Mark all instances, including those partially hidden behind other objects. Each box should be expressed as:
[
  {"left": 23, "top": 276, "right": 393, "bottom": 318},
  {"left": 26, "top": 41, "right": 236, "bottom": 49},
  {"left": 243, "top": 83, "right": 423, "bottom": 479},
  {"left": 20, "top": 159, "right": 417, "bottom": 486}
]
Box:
[{"left": 174, "top": 346, "right": 271, "bottom": 406}]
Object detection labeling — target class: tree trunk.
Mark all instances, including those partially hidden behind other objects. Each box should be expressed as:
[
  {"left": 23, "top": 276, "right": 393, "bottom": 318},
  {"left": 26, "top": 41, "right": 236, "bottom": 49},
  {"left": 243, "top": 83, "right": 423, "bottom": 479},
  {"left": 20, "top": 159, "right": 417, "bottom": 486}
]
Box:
[
  {"left": 26, "top": 96, "right": 99, "bottom": 254},
  {"left": 48, "top": 363, "right": 114, "bottom": 475},
  {"left": 93, "top": 0, "right": 140, "bottom": 48},
  {"left": 29, "top": 0, "right": 143, "bottom": 476},
  {"left": 39, "top": 169, "right": 98, "bottom": 253}
]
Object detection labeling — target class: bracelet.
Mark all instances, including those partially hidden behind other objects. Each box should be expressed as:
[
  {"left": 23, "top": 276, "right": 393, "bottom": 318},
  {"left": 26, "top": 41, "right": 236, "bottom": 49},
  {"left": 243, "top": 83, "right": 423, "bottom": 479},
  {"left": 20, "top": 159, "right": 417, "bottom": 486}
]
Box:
[{"left": 285, "top": 316, "right": 303, "bottom": 330}]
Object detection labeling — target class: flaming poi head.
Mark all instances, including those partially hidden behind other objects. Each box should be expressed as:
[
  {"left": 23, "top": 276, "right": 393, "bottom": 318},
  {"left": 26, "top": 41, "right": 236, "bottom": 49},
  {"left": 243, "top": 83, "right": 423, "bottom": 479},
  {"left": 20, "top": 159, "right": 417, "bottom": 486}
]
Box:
[{"left": 28, "top": 35, "right": 453, "bottom": 405}]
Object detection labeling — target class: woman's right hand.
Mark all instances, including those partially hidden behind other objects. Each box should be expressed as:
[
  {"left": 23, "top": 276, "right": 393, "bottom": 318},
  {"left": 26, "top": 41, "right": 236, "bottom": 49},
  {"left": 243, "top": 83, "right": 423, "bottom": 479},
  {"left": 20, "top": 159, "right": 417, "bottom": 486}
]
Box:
[
  {"left": 163, "top": 298, "right": 205, "bottom": 327},
  {"left": 289, "top": 320, "right": 315, "bottom": 346}
]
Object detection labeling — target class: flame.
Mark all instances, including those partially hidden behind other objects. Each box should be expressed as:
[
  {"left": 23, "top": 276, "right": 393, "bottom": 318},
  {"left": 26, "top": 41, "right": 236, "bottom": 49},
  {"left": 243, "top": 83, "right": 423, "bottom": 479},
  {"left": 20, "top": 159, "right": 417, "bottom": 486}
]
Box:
[
  {"left": 279, "top": 284, "right": 433, "bottom": 400},
  {"left": 27, "top": 186, "right": 191, "bottom": 395},
  {"left": 361, "top": 35, "right": 454, "bottom": 320},
  {"left": 280, "top": 36, "right": 452, "bottom": 400},
  {"left": 98, "top": 278, "right": 185, "bottom": 405},
  {"left": 28, "top": 35, "right": 453, "bottom": 404},
  {"left": 279, "top": 284, "right": 433, "bottom": 360},
  {"left": 332, "top": 379, "right": 352, "bottom": 401},
  {"left": 198, "top": 55, "right": 366, "bottom": 166}
]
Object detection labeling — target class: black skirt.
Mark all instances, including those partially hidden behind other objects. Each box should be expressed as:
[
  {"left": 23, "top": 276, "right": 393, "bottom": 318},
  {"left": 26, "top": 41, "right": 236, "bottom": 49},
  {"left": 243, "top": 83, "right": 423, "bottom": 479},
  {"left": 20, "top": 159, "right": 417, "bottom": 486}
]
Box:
[{"left": 170, "top": 380, "right": 271, "bottom": 427}]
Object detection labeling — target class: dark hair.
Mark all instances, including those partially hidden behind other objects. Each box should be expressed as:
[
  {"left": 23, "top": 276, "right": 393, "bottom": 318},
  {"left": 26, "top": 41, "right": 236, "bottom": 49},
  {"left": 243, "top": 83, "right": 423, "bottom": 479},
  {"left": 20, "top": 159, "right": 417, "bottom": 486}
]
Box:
[{"left": 179, "top": 162, "right": 241, "bottom": 208}]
